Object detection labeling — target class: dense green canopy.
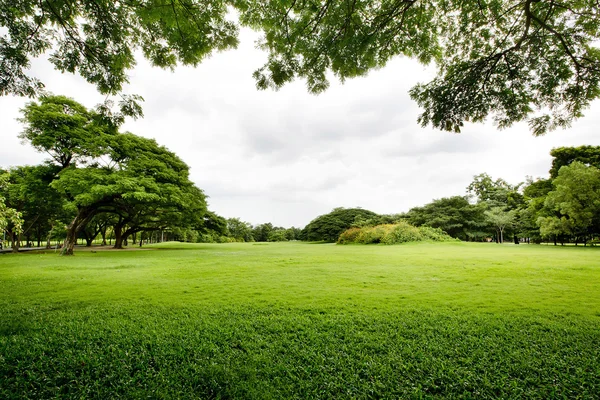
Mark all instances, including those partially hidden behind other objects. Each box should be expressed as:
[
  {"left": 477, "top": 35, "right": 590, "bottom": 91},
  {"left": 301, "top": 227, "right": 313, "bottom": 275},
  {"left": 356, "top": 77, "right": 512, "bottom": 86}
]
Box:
[
  {"left": 17, "top": 95, "right": 208, "bottom": 254},
  {"left": 301, "top": 207, "right": 379, "bottom": 242},
  {"left": 2, "top": 0, "right": 599, "bottom": 133},
  {"left": 549, "top": 146, "right": 600, "bottom": 178}
]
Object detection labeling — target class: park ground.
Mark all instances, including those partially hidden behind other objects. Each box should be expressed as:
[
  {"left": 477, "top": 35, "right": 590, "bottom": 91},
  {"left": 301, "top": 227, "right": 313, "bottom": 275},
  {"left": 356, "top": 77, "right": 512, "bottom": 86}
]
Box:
[{"left": 1, "top": 241, "right": 599, "bottom": 398}]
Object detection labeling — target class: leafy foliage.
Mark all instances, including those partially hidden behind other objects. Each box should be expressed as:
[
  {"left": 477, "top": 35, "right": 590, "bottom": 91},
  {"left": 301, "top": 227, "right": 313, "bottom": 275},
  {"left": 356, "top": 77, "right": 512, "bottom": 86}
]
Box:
[
  {"left": 538, "top": 162, "right": 600, "bottom": 242},
  {"left": 407, "top": 196, "right": 487, "bottom": 241},
  {"left": 239, "top": 0, "right": 600, "bottom": 134},
  {"left": 1, "top": 0, "right": 237, "bottom": 106},
  {"left": 549, "top": 146, "right": 600, "bottom": 178},
  {"left": 0, "top": 173, "right": 23, "bottom": 235},
  {"left": 3, "top": 1, "right": 599, "bottom": 132},
  {"left": 17, "top": 95, "right": 208, "bottom": 254}
]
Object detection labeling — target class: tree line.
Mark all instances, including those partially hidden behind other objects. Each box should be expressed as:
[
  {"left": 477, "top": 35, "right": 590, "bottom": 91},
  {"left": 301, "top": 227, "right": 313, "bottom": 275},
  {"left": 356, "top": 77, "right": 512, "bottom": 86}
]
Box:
[
  {"left": 1, "top": 95, "right": 598, "bottom": 252},
  {"left": 300, "top": 146, "right": 600, "bottom": 246}
]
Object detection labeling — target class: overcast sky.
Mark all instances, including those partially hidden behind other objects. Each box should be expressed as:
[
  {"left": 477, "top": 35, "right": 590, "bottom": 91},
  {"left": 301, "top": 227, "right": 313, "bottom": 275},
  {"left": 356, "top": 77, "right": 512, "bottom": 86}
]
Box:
[{"left": 1, "top": 28, "right": 600, "bottom": 228}]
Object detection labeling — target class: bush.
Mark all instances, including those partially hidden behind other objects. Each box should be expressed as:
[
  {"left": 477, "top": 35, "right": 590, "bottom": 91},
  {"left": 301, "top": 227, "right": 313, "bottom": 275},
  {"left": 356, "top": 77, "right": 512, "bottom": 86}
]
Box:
[
  {"left": 338, "top": 221, "right": 457, "bottom": 245},
  {"left": 381, "top": 221, "right": 423, "bottom": 244},
  {"left": 355, "top": 225, "right": 393, "bottom": 244},
  {"left": 337, "top": 227, "right": 362, "bottom": 244}
]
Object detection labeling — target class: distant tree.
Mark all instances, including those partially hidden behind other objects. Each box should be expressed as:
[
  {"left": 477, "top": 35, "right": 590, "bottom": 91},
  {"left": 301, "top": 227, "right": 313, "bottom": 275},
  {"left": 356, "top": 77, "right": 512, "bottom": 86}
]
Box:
[
  {"left": 352, "top": 213, "right": 399, "bottom": 228},
  {"left": 0, "top": 173, "right": 23, "bottom": 250},
  {"left": 252, "top": 223, "right": 274, "bottom": 242},
  {"left": 19, "top": 95, "right": 208, "bottom": 254},
  {"left": 407, "top": 196, "right": 487, "bottom": 241},
  {"left": 549, "top": 146, "right": 600, "bottom": 178},
  {"left": 467, "top": 173, "right": 523, "bottom": 209},
  {"left": 226, "top": 218, "right": 254, "bottom": 242},
  {"left": 521, "top": 177, "right": 555, "bottom": 243},
  {"left": 301, "top": 208, "right": 379, "bottom": 242},
  {"left": 199, "top": 211, "right": 228, "bottom": 237},
  {"left": 485, "top": 207, "right": 516, "bottom": 244},
  {"left": 268, "top": 229, "right": 289, "bottom": 242},
  {"left": 285, "top": 227, "right": 302, "bottom": 241},
  {"left": 3, "top": 164, "right": 67, "bottom": 248}
]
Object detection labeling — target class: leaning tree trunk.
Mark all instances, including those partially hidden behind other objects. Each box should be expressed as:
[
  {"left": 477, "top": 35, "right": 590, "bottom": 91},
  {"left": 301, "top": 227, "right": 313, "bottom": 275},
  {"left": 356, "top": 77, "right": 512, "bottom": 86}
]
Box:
[{"left": 62, "top": 208, "right": 96, "bottom": 256}]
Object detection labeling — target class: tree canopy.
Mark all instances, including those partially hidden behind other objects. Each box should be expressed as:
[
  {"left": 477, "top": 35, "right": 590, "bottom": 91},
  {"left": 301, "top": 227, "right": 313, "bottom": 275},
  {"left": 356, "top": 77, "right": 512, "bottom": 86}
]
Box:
[
  {"left": 301, "top": 207, "right": 379, "bottom": 242},
  {"left": 406, "top": 196, "right": 486, "bottom": 241},
  {"left": 17, "top": 95, "right": 208, "bottom": 254},
  {"left": 539, "top": 161, "right": 600, "bottom": 242},
  {"left": 0, "top": 173, "right": 23, "bottom": 239},
  {"left": 549, "top": 146, "right": 600, "bottom": 178},
  {"left": 2, "top": 0, "right": 599, "bottom": 133}
]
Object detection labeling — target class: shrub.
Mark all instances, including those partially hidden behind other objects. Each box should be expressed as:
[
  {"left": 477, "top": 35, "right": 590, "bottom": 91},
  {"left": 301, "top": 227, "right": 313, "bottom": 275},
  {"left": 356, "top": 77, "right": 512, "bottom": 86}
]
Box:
[
  {"left": 337, "top": 227, "right": 362, "bottom": 244},
  {"left": 419, "top": 226, "right": 456, "bottom": 242},
  {"left": 381, "top": 221, "right": 423, "bottom": 244},
  {"left": 355, "top": 225, "right": 394, "bottom": 244},
  {"left": 338, "top": 221, "right": 456, "bottom": 245}
]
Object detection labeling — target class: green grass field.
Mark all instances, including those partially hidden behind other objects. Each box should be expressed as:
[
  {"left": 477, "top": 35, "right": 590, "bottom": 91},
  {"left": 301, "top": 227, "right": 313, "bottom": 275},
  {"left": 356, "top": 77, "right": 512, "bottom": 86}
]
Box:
[{"left": 1, "top": 242, "right": 599, "bottom": 398}]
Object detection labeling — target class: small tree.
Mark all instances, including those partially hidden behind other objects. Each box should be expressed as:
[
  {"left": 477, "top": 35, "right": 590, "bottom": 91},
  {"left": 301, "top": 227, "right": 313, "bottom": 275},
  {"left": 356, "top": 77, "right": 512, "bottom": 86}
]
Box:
[{"left": 485, "top": 207, "right": 515, "bottom": 244}]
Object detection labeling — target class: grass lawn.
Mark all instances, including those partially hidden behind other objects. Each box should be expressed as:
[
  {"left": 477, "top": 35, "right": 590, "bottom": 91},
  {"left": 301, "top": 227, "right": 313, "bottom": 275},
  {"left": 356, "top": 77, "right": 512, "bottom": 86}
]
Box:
[{"left": 1, "top": 241, "right": 599, "bottom": 398}]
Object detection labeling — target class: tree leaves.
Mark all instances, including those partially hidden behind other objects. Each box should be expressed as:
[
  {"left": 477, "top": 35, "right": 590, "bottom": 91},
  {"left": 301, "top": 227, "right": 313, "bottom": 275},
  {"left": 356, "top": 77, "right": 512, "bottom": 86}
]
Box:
[{"left": 2, "top": 0, "right": 599, "bottom": 133}]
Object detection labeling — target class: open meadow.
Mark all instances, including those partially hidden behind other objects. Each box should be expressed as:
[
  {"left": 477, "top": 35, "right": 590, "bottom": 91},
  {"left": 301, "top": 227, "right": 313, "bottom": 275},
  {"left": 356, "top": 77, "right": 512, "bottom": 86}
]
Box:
[{"left": 1, "top": 241, "right": 599, "bottom": 398}]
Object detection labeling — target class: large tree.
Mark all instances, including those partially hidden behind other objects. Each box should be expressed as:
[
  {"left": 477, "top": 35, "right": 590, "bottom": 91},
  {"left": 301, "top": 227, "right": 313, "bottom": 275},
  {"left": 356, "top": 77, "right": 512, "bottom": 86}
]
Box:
[
  {"left": 3, "top": 1, "right": 599, "bottom": 133},
  {"left": 18, "top": 95, "right": 209, "bottom": 254},
  {"left": 539, "top": 161, "right": 600, "bottom": 244}
]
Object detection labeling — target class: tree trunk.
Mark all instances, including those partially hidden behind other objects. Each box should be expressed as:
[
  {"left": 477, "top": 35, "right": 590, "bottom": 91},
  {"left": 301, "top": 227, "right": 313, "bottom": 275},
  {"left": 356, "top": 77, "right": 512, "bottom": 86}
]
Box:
[
  {"left": 62, "top": 227, "right": 77, "bottom": 255},
  {"left": 101, "top": 226, "right": 107, "bottom": 246},
  {"left": 11, "top": 232, "right": 20, "bottom": 253},
  {"left": 113, "top": 224, "right": 124, "bottom": 249},
  {"left": 62, "top": 208, "right": 96, "bottom": 255}
]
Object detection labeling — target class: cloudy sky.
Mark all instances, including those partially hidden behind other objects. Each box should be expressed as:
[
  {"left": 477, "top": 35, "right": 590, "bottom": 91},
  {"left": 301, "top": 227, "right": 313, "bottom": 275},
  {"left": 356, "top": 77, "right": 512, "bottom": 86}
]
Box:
[{"left": 2, "top": 28, "right": 600, "bottom": 228}]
